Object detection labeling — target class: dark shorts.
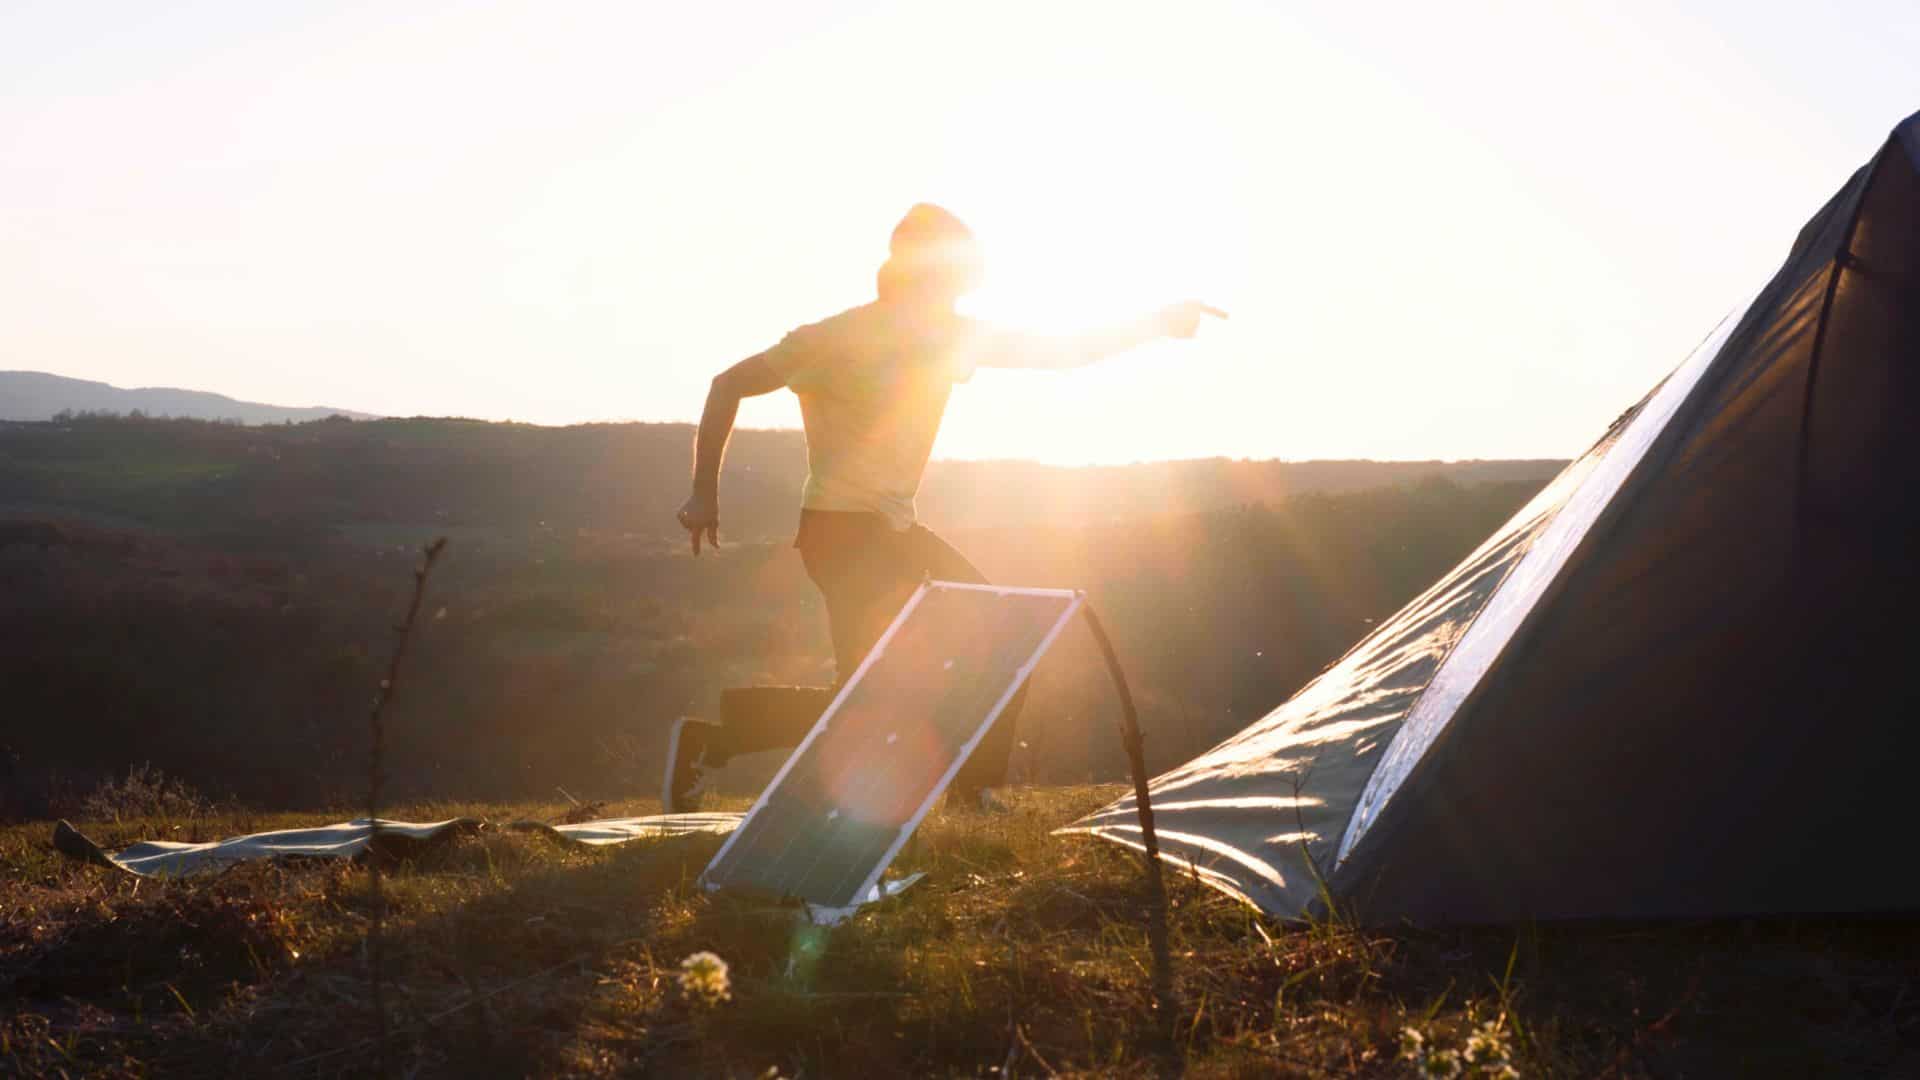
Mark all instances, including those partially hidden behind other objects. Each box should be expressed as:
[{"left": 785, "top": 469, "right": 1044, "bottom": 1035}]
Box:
[{"left": 704, "top": 511, "right": 1024, "bottom": 794}]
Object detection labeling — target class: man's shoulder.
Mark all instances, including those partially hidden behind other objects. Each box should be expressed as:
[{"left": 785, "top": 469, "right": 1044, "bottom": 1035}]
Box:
[
  {"left": 787, "top": 302, "right": 925, "bottom": 360},
  {"left": 766, "top": 303, "right": 883, "bottom": 385},
  {"left": 795, "top": 302, "right": 884, "bottom": 337},
  {"left": 781, "top": 302, "right": 980, "bottom": 374}
]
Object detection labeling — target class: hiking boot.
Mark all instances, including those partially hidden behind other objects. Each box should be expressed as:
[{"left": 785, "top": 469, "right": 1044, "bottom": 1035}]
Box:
[{"left": 663, "top": 718, "right": 718, "bottom": 814}]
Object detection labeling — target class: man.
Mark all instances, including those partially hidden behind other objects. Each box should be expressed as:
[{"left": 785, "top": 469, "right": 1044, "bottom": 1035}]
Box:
[{"left": 665, "top": 203, "right": 1222, "bottom": 812}]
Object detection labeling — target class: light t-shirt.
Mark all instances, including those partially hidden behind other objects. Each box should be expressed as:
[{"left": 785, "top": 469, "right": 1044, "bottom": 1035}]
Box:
[{"left": 761, "top": 302, "right": 999, "bottom": 531}]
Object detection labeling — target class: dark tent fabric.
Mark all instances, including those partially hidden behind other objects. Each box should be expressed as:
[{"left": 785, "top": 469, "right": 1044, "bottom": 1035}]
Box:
[{"left": 1067, "top": 109, "right": 1920, "bottom": 923}]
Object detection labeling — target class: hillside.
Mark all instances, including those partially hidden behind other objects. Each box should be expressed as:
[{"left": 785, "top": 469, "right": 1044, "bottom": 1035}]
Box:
[
  {"left": 0, "top": 370, "right": 378, "bottom": 424},
  {"left": 0, "top": 412, "right": 1563, "bottom": 542},
  {"left": 0, "top": 413, "right": 1565, "bottom": 811}
]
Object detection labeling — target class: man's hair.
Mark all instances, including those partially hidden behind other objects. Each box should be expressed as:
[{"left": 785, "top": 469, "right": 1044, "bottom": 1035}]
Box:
[{"left": 878, "top": 203, "right": 983, "bottom": 301}]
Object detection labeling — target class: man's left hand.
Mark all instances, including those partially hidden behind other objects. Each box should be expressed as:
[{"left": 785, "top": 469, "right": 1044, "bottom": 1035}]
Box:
[{"left": 677, "top": 493, "right": 720, "bottom": 555}]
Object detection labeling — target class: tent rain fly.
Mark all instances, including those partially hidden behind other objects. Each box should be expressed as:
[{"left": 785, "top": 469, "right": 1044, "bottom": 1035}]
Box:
[{"left": 1067, "top": 108, "right": 1920, "bottom": 925}]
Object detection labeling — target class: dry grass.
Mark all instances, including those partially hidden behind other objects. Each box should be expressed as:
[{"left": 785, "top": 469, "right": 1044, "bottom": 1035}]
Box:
[{"left": 4, "top": 787, "right": 1918, "bottom": 1077}]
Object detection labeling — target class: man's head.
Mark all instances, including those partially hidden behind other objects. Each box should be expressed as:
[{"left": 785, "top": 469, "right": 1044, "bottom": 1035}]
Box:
[{"left": 877, "top": 203, "right": 983, "bottom": 305}]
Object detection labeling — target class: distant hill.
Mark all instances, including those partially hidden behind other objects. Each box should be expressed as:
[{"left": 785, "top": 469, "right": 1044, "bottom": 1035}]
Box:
[
  {"left": 0, "top": 370, "right": 378, "bottom": 424},
  {"left": 0, "top": 412, "right": 1567, "bottom": 545},
  {"left": 919, "top": 457, "right": 1565, "bottom": 528}
]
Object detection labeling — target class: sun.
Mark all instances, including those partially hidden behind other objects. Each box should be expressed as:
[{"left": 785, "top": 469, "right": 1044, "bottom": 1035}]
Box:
[
  {"left": 909, "top": 79, "right": 1247, "bottom": 464},
  {"left": 958, "top": 220, "right": 1182, "bottom": 336},
  {"left": 926, "top": 78, "right": 1246, "bottom": 339}
]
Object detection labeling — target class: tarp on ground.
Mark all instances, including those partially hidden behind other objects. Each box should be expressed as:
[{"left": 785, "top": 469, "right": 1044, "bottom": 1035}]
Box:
[
  {"left": 52, "top": 813, "right": 744, "bottom": 878},
  {"left": 1068, "top": 108, "right": 1920, "bottom": 924}
]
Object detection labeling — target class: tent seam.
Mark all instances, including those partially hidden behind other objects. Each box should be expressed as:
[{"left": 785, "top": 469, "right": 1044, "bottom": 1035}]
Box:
[{"left": 1793, "top": 149, "right": 1878, "bottom": 527}]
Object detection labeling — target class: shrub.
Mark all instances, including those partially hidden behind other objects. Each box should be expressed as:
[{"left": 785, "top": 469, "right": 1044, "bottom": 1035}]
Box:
[{"left": 78, "top": 762, "right": 208, "bottom": 823}]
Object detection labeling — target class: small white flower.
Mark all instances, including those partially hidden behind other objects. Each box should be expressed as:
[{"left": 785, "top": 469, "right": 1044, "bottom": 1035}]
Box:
[
  {"left": 1398, "top": 1026, "right": 1427, "bottom": 1061},
  {"left": 677, "top": 950, "right": 731, "bottom": 1006},
  {"left": 1464, "top": 1020, "right": 1510, "bottom": 1064},
  {"left": 1419, "top": 1047, "right": 1463, "bottom": 1079},
  {"left": 1465, "top": 1019, "right": 1516, "bottom": 1075},
  {"left": 1480, "top": 1065, "right": 1521, "bottom": 1079}
]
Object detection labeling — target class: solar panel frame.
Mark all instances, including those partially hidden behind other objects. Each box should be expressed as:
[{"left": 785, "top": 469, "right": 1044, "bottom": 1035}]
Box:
[{"left": 699, "top": 580, "right": 1084, "bottom": 920}]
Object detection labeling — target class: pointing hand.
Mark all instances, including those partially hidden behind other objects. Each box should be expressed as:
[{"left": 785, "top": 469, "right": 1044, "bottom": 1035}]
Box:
[{"left": 1159, "top": 300, "right": 1229, "bottom": 340}]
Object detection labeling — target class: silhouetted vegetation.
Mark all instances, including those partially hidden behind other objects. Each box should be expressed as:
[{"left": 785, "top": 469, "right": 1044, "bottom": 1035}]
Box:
[
  {"left": 0, "top": 414, "right": 1560, "bottom": 814},
  {"left": 77, "top": 763, "right": 210, "bottom": 824}
]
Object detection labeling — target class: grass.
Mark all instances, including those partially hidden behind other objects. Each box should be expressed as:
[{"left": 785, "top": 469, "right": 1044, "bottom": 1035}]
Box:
[{"left": 4, "top": 787, "right": 1918, "bottom": 1077}]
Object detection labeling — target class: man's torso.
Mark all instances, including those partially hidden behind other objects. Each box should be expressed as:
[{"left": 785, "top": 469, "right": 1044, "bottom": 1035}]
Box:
[{"left": 763, "top": 302, "right": 981, "bottom": 530}]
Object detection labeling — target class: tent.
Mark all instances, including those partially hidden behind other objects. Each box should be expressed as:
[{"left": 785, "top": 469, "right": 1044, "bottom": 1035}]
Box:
[{"left": 1067, "top": 109, "right": 1920, "bottom": 924}]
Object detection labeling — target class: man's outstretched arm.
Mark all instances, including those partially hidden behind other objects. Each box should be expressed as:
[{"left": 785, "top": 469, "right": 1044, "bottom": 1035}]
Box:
[
  {"left": 679, "top": 353, "right": 786, "bottom": 555},
  {"left": 979, "top": 300, "right": 1227, "bottom": 369}
]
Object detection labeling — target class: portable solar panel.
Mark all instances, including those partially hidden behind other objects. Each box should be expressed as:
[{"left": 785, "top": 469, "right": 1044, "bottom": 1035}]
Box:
[{"left": 699, "top": 580, "right": 1084, "bottom": 921}]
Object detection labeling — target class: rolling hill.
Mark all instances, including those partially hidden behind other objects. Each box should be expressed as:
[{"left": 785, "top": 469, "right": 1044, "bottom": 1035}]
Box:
[
  {"left": 0, "top": 411, "right": 1563, "bottom": 543},
  {"left": 0, "top": 370, "right": 378, "bottom": 424}
]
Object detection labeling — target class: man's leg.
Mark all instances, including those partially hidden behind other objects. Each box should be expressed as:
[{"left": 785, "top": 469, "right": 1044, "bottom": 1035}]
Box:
[
  {"left": 907, "top": 526, "right": 1028, "bottom": 800},
  {"left": 666, "top": 514, "right": 910, "bottom": 811},
  {"left": 667, "top": 519, "right": 1021, "bottom": 811},
  {"left": 709, "top": 686, "right": 838, "bottom": 760},
  {"left": 797, "top": 514, "right": 918, "bottom": 686},
  {"left": 665, "top": 686, "right": 841, "bottom": 812}
]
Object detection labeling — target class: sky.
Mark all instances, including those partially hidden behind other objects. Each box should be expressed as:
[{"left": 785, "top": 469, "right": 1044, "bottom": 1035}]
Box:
[{"left": 3, "top": 1, "right": 1917, "bottom": 464}]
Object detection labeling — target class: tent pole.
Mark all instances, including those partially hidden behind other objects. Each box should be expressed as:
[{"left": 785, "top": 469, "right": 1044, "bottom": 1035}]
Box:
[{"left": 1080, "top": 601, "right": 1176, "bottom": 1018}]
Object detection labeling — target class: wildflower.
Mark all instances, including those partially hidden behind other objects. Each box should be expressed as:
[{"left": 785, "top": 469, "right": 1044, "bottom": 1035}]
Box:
[
  {"left": 677, "top": 950, "right": 731, "bottom": 1006},
  {"left": 1463, "top": 1018, "right": 1519, "bottom": 1077},
  {"left": 1418, "top": 1047, "right": 1463, "bottom": 1079},
  {"left": 1398, "top": 1026, "right": 1427, "bottom": 1061},
  {"left": 1464, "top": 1019, "right": 1511, "bottom": 1066}
]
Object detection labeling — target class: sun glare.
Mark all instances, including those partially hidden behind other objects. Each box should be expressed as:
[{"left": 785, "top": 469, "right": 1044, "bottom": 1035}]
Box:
[
  {"left": 890, "top": 65, "right": 1251, "bottom": 463},
  {"left": 930, "top": 69, "right": 1248, "bottom": 338}
]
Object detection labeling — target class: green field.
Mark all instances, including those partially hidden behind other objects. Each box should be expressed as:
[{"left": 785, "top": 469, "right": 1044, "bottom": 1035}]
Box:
[{"left": 6, "top": 788, "right": 1917, "bottom": 1077}]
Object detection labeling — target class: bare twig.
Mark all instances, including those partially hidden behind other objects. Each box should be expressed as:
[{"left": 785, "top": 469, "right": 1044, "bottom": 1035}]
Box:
[
  {"left": 1081, "top": 604, "right": 1176, "bottom": 1024},
  {"left": 1016, "top": 1025, "right": 1060, "bottom": 1077},
  {"left": 366, "top": 536, "right": 447, "bottom": 1077}
]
